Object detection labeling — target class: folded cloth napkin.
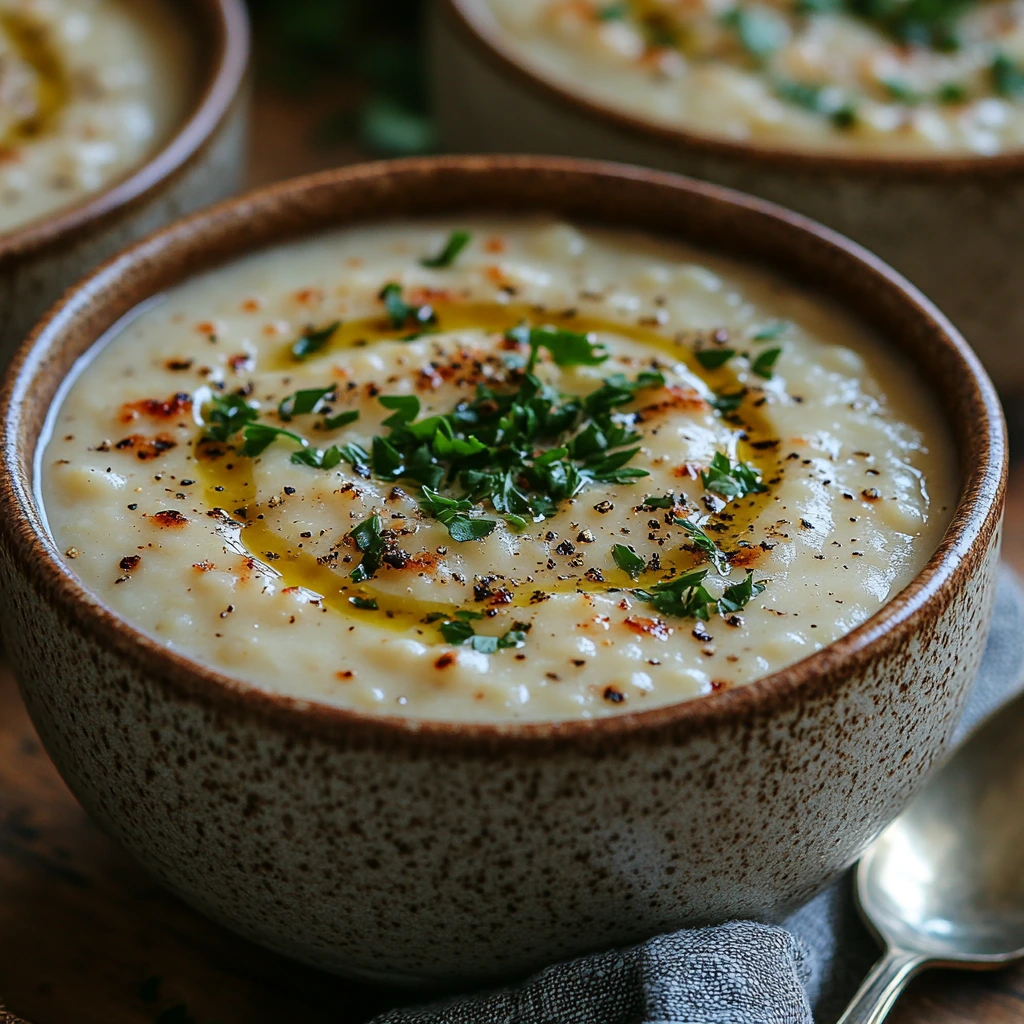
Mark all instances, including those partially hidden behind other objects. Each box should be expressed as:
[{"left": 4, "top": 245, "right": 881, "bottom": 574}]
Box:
[{"left": 373, "top": 568, "right": 1024, "bottom": 1024}]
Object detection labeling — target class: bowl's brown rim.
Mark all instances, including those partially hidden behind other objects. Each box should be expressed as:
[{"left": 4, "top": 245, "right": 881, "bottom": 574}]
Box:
[
  {"left": 0, "top": 155, "right": 1007, "bottom": 750},
  {"left": 0, "top": 0, "right": 250, "bottom": 265},
  {"left": 440, "top": 0, "right": 1024, "bottom": 180}
]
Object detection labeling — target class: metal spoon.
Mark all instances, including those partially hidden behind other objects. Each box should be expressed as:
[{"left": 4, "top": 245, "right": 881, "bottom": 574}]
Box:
[{"left": 837, "top": 692, "right": 1024, "bottom": 1024}]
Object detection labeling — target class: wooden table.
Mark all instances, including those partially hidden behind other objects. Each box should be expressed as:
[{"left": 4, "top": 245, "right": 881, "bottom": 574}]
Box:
[{"left": 2, "top": 89, "right": 1023, "bottom": 1024}]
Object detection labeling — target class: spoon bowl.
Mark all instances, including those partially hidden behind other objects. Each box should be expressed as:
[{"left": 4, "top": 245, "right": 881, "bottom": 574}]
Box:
[{"left": 839, "top": 690, "right": 1024, "bottom": 1023}]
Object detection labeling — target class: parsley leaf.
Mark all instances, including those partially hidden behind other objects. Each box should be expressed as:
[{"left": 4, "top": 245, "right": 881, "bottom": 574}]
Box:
[
  {"left": 718, "top": 572, "right": 767, "bottom": 615},
  {"left": 752, "top": 320, "right": 789, "bottom": 342},
  {"left": 677, "top": 518, "right": 731, "bottom": 574},
  {"left": 992, "top": 53, "right": 1024, "bottom": 98},
  {"left": 634, "top": 568, "right": 715, "bottom": 621},
  {"left": 612, "top": 544, "right": 645, "bottom": 579},
  {"left": 642, "top": 495, "right": 675, "bottom": 509},
  {"left": 775, "top": 80, "right": 857, "bottom": 128},
  {"left": 379, "top": 394, "right": 421, "bottom": 428},
  {"left": 421, "top": 230, "right": 471, "bottom": 268},
  {"left": 710, "top": 389, "right": 747, "bottom": 415},
  {"left": 596, "top": 2, "right": 628, "bottom": 18},
  {"left": 241, "top": 423, "right": 306, "bottom": 457},
  {"left": 379, "top": 283, "right": 438, "bottom": 330},
  {"left": 291, "top": 445, "right": 344, "bottom": 469},
  {"left": 324, "top": 409, "right": 360, "bottom": 430},
  {"left": 278, "top": 386, "right": 335, "bottom": 421},
  {"left": 722, "top": 6, "right": 789, "bottom": 60},
  {"left": 419, "top": 486, "right": 497, "bottom": 542},
  {"left": 439, "top": 618, "right": 527, "bottom": 652},
  {"left": 203, "top": 393, "right": 258, "bottom": 442},
  {"left": 508, "top": 324, "right": 610, "bottom": 372},
  {"left": 348, "top": 515, "right": 385, "bottom": 583},
  {"left": 291, "top": 321, "right": 340, "bottom": 361},
  {"left": 349, "top": 596, "right": 378, "bottom": 610},
  {"left": 696, "top": 348, "right": 735, "bottom": 370},
  {"left": 701, "top": 452, "right": 768, "bottom": 500},
  {"left": 751, "top": 347, "right": 782, "bottom": 379}
]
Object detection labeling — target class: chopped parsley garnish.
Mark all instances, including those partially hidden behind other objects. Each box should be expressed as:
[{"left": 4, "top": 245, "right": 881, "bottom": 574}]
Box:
[
  {"left": 937, "top": 81, "right": 968, "bottom": 103},
  {"left": 794, "top": 0, "right": 841, "bottom": 13},
  {"left": 291, "top": 321, "right": 340, "bottom": 361},
  {"left": 596, "top": 2, "right": 628, "bottom": 19},
  {"left": 774, "top": 80, "right": 857, "bottom": 128},
  {"left": 701, "top": 452, "right": 768, "bottom": 500},
  {"left": 722, "top": 6, "right": 789, "bottom": 60},
  {"left": 752, "top": 320, "right": 789, "bottom": 342},
  {"left": 718, "top": 572, "right": 767, "bottom": 615},
  {"left": 642, "top": 494, "right": 675, "bottom": 509},
  {"left": 881, "top": 77, "right": 919, "bottom": 103},
  {"left": 291, "top": 445, "right": 344, "bottom": 469},
  {"left": 419, "top": 486, "right": 497, "bottom": 542},
  {"left": 634, "top": 568, "right": 716, "bottom": 621},
  {"left": 710, "top": 389, "right": 747, "bottom": 415},
  {"left": 348, "top": 515, "right": 385, "bottom": 583},
  {"left": 337, "top": 442, "right": 372, "bottom": 476},
  {"left": 634, "top": 567, "right": 768, "bottom": 621},
  {"left": 240, "top": 423, "right": 306, "bottom": 457},
  {"left": 846, "top": 0, "right": 967, "bottom": 50},
  {"left": 324, "top": 409, "right": 360, "bottom": 430},
  {"left": 358, "top": 364, "right": 660, "bottom": 523},
  {"left": 992, "top": 53, "right": 1024, "bottom": 98},
  {"left": 677, "top": 518, "right": 730, "bottom": 574},
  {"left": 421, "top": 230, "right": 471, "bottom": 268},
  {"left": 203, "top": 393, "right": 258, "bottom": 442},
  {"left": 438, "top": 618, "right": 527, "bottom": 653},
  {"left": 507, "top": 323, "right": 610, "bottom": 372},
  {"left": 696, "top": 347, "right": 736, "bottom": 370},
  {"left": 612, "top": 543, "right": 646, "bottom": 579},
  {"left": 379, "top": 282, "right": 438, "bottom": 330},
  {"left": 751, "top": 347, "right": 782, "bottom": 379},
  {"left": 349, "top": 595, "right": 378, "bottom": 610},
  {"left": 278, "top": 386, "right": 335, "bottom": 421}
]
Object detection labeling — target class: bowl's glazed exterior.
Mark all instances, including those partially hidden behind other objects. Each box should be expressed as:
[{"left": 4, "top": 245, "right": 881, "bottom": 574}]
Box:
[
  {"left": 0, "top": 157, "right": 1007, "bottom": 984},
  {"left": 432, "top": 0, "right": 1024, "bottom": 396},
  {"left": 0, "top": 0, "right": 250, "bottom": 368}
]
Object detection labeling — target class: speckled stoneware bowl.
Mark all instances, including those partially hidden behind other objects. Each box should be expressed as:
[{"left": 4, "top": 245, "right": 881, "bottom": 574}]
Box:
[
  {"left": 0, "top": 157, "right": 1007, "bottom": 985},
  {"left": 0, "top": 0, "right": 250, "bottom": 369},
  {"left": 432, "top": 0, "right": 1024, "bottom": 397}
]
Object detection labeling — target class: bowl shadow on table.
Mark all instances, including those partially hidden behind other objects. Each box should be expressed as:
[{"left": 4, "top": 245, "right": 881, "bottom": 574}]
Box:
[{"left": 0, "top": 668, "right": 410, "bottom": 1024}]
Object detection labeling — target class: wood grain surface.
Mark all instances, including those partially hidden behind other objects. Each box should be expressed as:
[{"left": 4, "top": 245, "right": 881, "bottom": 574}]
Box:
[{"left": 1, "top": 88, "right": 1022, "bottom": 1024}]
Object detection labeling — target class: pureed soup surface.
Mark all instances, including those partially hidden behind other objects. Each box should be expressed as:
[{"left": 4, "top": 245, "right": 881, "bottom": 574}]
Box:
[
  {"left": 0, "top": 0, "right": 193, "bottom": 235},
  {"left": 481, "top": 0, "right": 1024, "bottom": 155},
  {"left": 41, "top": 220, "right": 956, "bottom": 722}
]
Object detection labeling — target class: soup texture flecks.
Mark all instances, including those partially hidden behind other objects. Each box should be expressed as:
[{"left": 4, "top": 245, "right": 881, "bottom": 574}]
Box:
[
  {"left": 0, "top": 0, "right": 193, "bottom": 235},
  {"left": 41, "top": 220, "right": 956, "bottom": 722},
  {"left": 482, "top": 0, "right": 1024, "bottom": 156}
]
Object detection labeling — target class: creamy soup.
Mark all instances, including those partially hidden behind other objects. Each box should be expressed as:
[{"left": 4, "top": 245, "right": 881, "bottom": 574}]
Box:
[
  {"left": 40, "top": 220, "right": 956, "bottom": 721},
  {"left": 0, "top": 0, "right": 193, "bottom": 235},
  {"left": 481, "top": 0, "right": 1024, "bottom": 155}
]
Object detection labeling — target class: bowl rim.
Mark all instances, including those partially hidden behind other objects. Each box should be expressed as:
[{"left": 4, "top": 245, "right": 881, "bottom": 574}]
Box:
[
  {"left": 0, "top": 155, "right": 1007, "bottom": 748},
  {"left": 440, "top": 0, "right": 1024, "bottom": 180},
  {"left": 0, "top": 0, "right": 250, "bottom": 264}
]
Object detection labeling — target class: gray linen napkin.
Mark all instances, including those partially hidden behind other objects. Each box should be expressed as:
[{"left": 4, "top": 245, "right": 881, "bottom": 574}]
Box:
[{"left": 374, "top": 568, "right": 1024, "bottom": 1024}]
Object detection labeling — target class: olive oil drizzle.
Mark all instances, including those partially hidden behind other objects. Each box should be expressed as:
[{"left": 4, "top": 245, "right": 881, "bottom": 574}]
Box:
[
  {"left": 0, "top": 11, "right": 70, "bottom": 147},
  {"left": 198, "top": 302, "right": 776, "bottom": 640}
]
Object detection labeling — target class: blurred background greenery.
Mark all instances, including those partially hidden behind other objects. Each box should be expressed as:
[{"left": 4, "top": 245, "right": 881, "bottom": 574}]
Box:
[{"left": 246, "top": 0, "right": 434, "bottom": 157}]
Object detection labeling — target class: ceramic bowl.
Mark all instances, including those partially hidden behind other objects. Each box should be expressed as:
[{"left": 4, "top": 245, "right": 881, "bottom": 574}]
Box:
[
  {"left": 431, "top": 0, "right": 1024, "bottom": 397},
  {"left": 0, "top": 156, "right": 1007, "bottom": 985},
  {"left": 0, "top": 0, "right": 250, "bottom": 368}
]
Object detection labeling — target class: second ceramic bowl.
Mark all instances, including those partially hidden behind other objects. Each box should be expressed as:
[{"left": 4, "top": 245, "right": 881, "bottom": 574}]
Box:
[
  {"left": 0, "top": 0, "right": 250, "bottom": 368},
  {"left": 432, "top": 0, "right": 1024, "bottom": 396},
  {"left": 0, "top": 157, "right": 1007, "bottom": 984}
]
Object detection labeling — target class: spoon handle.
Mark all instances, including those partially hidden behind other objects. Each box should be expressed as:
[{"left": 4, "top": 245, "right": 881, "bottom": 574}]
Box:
[{"left": 836, "top": 948, "right": 928, "bottom": 1024}]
